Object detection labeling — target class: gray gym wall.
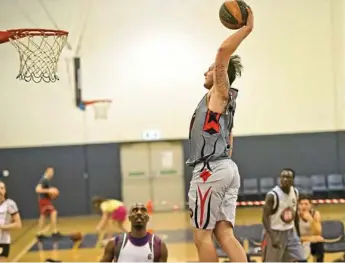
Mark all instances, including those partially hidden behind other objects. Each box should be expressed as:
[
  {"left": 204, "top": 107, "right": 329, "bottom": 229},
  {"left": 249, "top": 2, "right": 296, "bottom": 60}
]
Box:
[{"left": 0, "top": 131, "right": 344, "bottom": 219}]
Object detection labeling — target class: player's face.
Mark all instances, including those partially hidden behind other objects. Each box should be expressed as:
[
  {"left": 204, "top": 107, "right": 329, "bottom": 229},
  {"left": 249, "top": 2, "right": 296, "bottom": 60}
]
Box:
[
  {"left": 280, "top": 170, "right": 294, "bottom": 189},
  {"left": 204, "top": 64, "right": 214, "bottom": 90},
  {"left": 298, "top": 199, "right": 311, "bottom": 212},
  {"left": 0, "top": 182, "right": 6, "bottom": 200},
  {"left": 46, "top": 167, "right": 54, "bottom": 178},
  {"left": 129, "top": 203, "right": 149, "bottom": 228}
]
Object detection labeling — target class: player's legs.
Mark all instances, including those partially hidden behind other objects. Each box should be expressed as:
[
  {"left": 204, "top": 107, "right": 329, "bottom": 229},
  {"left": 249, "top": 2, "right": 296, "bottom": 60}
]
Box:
[
  {"left": 310, "top": 242, "right": 324, "bottom": 262},
  {"left": 38, "top": 199, "right": 51, "bottom": 237},
  {"left": 213, "top": 160, "right": 247, "bottom": 262},
  {"left": 262, "top": 230, "right": 287, "bottom": 262},
  {"left": 188, "top": 159, "right": 235, "bottom": 262},
  {"left": 192, "top": 228, "right": 217, "bottom": 262},
  {"left": 50, "top": 210, "right": 58, "bottom": 234},
  {"left": 37, "top": 199, "right": 59, "bottom": 238},
  {"left": 0, "top": 244, "right": 10, "bottom": 262},
  {"left": 302, "top": 242, "right": 311, "bottom": 261},
  {"left": 214, "top": 221, "right": 247, "bottom": 262},
  {"left": 37, "top": 214, "right": 46, "bottom": 235},
  {"left": 283, "top": 229, "right": 307, "bottom": 262}
]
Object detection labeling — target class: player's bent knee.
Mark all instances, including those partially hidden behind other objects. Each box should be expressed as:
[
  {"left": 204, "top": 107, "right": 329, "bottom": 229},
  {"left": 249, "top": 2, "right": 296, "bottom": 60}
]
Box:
[
  {"left": 215, "top": 220, "right": 234, "bottom": 236},
  {"left": 50, "top": 209, "right": 57, "bottom": 216}
]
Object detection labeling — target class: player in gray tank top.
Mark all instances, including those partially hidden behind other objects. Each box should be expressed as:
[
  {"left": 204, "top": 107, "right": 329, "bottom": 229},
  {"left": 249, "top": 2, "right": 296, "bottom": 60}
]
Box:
[
  {"left": 262, "top": 168, "right": 306, "bottom": 262},
  {"left": 298, "top": 194, "right": 324, "bottom": 262},
  {"left": 187, "top": 7, "right": 254, "bottom": 263}
]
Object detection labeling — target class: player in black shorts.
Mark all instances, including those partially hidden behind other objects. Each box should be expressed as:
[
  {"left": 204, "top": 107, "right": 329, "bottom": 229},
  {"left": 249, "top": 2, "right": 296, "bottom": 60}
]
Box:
[{"left": 0, "top": 180, "right": 22, "bottom": 260}]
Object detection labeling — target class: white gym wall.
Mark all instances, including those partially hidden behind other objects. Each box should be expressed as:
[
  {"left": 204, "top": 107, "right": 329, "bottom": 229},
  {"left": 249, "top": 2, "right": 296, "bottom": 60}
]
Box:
[{"left": 0, "top": 0, "right": 342, "bottom": 148}]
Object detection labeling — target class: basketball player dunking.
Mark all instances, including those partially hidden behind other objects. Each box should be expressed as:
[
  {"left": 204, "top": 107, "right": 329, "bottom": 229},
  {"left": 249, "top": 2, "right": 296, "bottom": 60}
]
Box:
[
  {"left": 262, "top": 168, "right": 306, "bottom": 262},
  {"left": 35, "top": 167, "right": 61, "bottom": 240},
  {"left": 186, "top": 8, "right": 253, "bottom": 263},
  {"left": 0, "top": 180, "right": 22, "bottom": 261},
  {"left": 100, "top": 203, "right": 168, "bottom": 262}
]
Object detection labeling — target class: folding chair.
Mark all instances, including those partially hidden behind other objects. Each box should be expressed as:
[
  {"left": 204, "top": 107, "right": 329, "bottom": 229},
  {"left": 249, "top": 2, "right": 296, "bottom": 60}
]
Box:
[{"left": 322, "top": 220, "right": 345, "bottom": 253}]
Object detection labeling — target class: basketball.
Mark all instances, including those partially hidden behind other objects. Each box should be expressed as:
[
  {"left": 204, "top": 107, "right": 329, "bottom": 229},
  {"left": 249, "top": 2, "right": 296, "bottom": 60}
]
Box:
[
  {"left": 49, "top": 187, "right": 59, "bottom": 199},
  {"left": 70, "top": 232, "right": 83, "bottom": 242},
  {"left": 219, "top": 0, "right": 249, "bottom": 30}
]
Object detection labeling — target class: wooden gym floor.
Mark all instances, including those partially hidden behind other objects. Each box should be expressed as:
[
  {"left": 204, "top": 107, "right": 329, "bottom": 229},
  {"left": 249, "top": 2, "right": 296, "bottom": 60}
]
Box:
[{"left": 9, "top": 204, "right": 345, "bottom": 262}]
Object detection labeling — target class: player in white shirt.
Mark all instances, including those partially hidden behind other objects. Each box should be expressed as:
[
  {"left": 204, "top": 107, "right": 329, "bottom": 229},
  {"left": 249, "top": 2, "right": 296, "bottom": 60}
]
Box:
[
  {"left": 0, "top": 180, "right": 22, "bottom": 261},
  {"left": 100, "top": 203, "right": 168, "bottom": 262},
  {"left": 261, "top": 168, "right": 306, "bottom": 262}
]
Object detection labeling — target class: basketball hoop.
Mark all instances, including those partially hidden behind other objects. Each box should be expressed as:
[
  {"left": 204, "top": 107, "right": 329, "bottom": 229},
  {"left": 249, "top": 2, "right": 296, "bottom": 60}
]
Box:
[
  {"left": 0, "top": 28, "right": 69, "bottom": 83},
  {"left": 80, "top": 100, "right": 112, "bottom": 119}
]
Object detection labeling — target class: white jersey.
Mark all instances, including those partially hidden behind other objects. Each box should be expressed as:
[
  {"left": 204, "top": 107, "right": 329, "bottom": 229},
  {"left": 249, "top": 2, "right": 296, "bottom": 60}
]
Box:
[
  {"left": 268, "top": 186, "right": 298, "bottom": 231},
  {"left": 117, "top": 233, "right": 155, "bottom": 262},
  {"left": 0, "top": 199, "right": 19, "bottom": 244}
]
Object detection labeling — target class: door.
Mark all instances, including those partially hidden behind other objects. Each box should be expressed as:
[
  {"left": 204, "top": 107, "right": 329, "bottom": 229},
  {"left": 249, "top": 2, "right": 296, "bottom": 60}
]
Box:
[
  {"left": 120, "top": 141, "right": 185, "bottom": 212},
  {"left": 149, "top": 141, "right": 185, "bottom": 212},
  {"left": 120, "top": 143, "right": 151, "bottom": 206}
]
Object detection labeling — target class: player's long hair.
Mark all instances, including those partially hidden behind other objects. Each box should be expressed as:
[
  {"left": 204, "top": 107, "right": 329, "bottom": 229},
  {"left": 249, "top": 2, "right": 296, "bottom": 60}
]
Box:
[
  {"left": 0, "top": 180, "right": 8, "bottom": 199},
  {"left": 227, "top": 55, "right": 243, "bottom": 85}
]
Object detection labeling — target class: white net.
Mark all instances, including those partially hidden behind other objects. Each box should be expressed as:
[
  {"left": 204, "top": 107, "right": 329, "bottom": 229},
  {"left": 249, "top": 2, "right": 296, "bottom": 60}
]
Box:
[
  {"left": 7, "top": 29, "right": 68, "bottom": 83},
  {"left": 90, "top": 101, "right": 112, "bottom": 119}
]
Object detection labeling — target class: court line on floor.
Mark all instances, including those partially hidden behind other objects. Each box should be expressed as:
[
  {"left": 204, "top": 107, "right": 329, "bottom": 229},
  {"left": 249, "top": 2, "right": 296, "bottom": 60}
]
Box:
[
  {"left": 12, "top": 221, "right": 37, "bottom": 245},
  {"left": 11, "top": 225, "right": 50, "bottom": 262}
]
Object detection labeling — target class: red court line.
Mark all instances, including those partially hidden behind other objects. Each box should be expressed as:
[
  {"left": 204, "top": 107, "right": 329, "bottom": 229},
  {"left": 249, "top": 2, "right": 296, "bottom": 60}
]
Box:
[{"left": 236, "top": 198, "right": 345, "bottom": 207}]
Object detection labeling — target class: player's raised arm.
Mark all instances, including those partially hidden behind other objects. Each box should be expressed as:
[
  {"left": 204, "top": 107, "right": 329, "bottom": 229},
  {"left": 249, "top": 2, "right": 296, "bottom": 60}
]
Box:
[{"left": 209, "top": 8, "right": 253, "bottom": 113}]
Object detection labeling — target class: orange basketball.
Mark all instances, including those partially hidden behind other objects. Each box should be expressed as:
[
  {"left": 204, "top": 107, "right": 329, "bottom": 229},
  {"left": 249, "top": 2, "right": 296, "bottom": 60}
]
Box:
[
  {"left": 49, "top": 187, "right": 59, "bottom": 199},
  {"left": 70, "top": 232, "right": 83, "bottom": 242},
  {"left": 219, "top": 0, "right": 249, "bottom": 30}
]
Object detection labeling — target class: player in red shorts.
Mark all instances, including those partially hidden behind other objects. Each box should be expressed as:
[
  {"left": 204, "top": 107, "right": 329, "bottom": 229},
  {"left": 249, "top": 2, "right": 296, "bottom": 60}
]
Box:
[{"left": 35, "top": 167, "right": 61, "bottom": 240}]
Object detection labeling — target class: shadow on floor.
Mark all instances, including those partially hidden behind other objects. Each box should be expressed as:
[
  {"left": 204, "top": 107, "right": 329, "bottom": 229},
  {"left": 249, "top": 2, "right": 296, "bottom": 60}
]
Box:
[{"left": 29, "top": 229, "right": 194, "bottom": 251}]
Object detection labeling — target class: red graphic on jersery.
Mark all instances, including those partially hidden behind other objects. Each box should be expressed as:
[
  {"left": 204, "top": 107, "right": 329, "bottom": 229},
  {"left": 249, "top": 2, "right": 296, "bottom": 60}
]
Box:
[
  {"left": 200, "top": 169, "right": 211, "bottom": 182},
  {"left": 202, "top": 110, "right": 221, "bottom": 135}
]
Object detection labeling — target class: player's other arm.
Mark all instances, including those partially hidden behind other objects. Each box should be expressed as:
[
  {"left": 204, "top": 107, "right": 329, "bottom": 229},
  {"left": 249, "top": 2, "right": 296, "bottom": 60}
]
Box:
[
  {"left": 35, "top": 178, "right": 52, "bottom": 194},
  {"left": 35, "top": 182, "right": 51, "bottom": 194},
  {"left": 299, "top": 211, "right": 323, "bottom": 242},
  {"left": 1, "top": 213, "right": 22, "bottom": 230},
  {"left": 96, "top": 203, "right": 109, "bottom": 232},
  {"left": 228, "top": 87, "right": 238, "bottom": 157},
  {"left": 96, "top": 212, "right": 108, "bottom": 232},
  {"left": 209, "top": 9, "right": 253, "bottom": 113},
  {"left": 0, "top": 200, "right": 22, "bottom": 230},
  {"left": 100, "top": 240, "right": 115, "bottom": 262},
  {"left": 262, "top": 193, "right": 275, "bottom": 239},
  {"left": 158, "top": 241, "right": 168, "bottom": 262},
  {"left": 311, "top": 211, "right": 322, "bottom": 235}
]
